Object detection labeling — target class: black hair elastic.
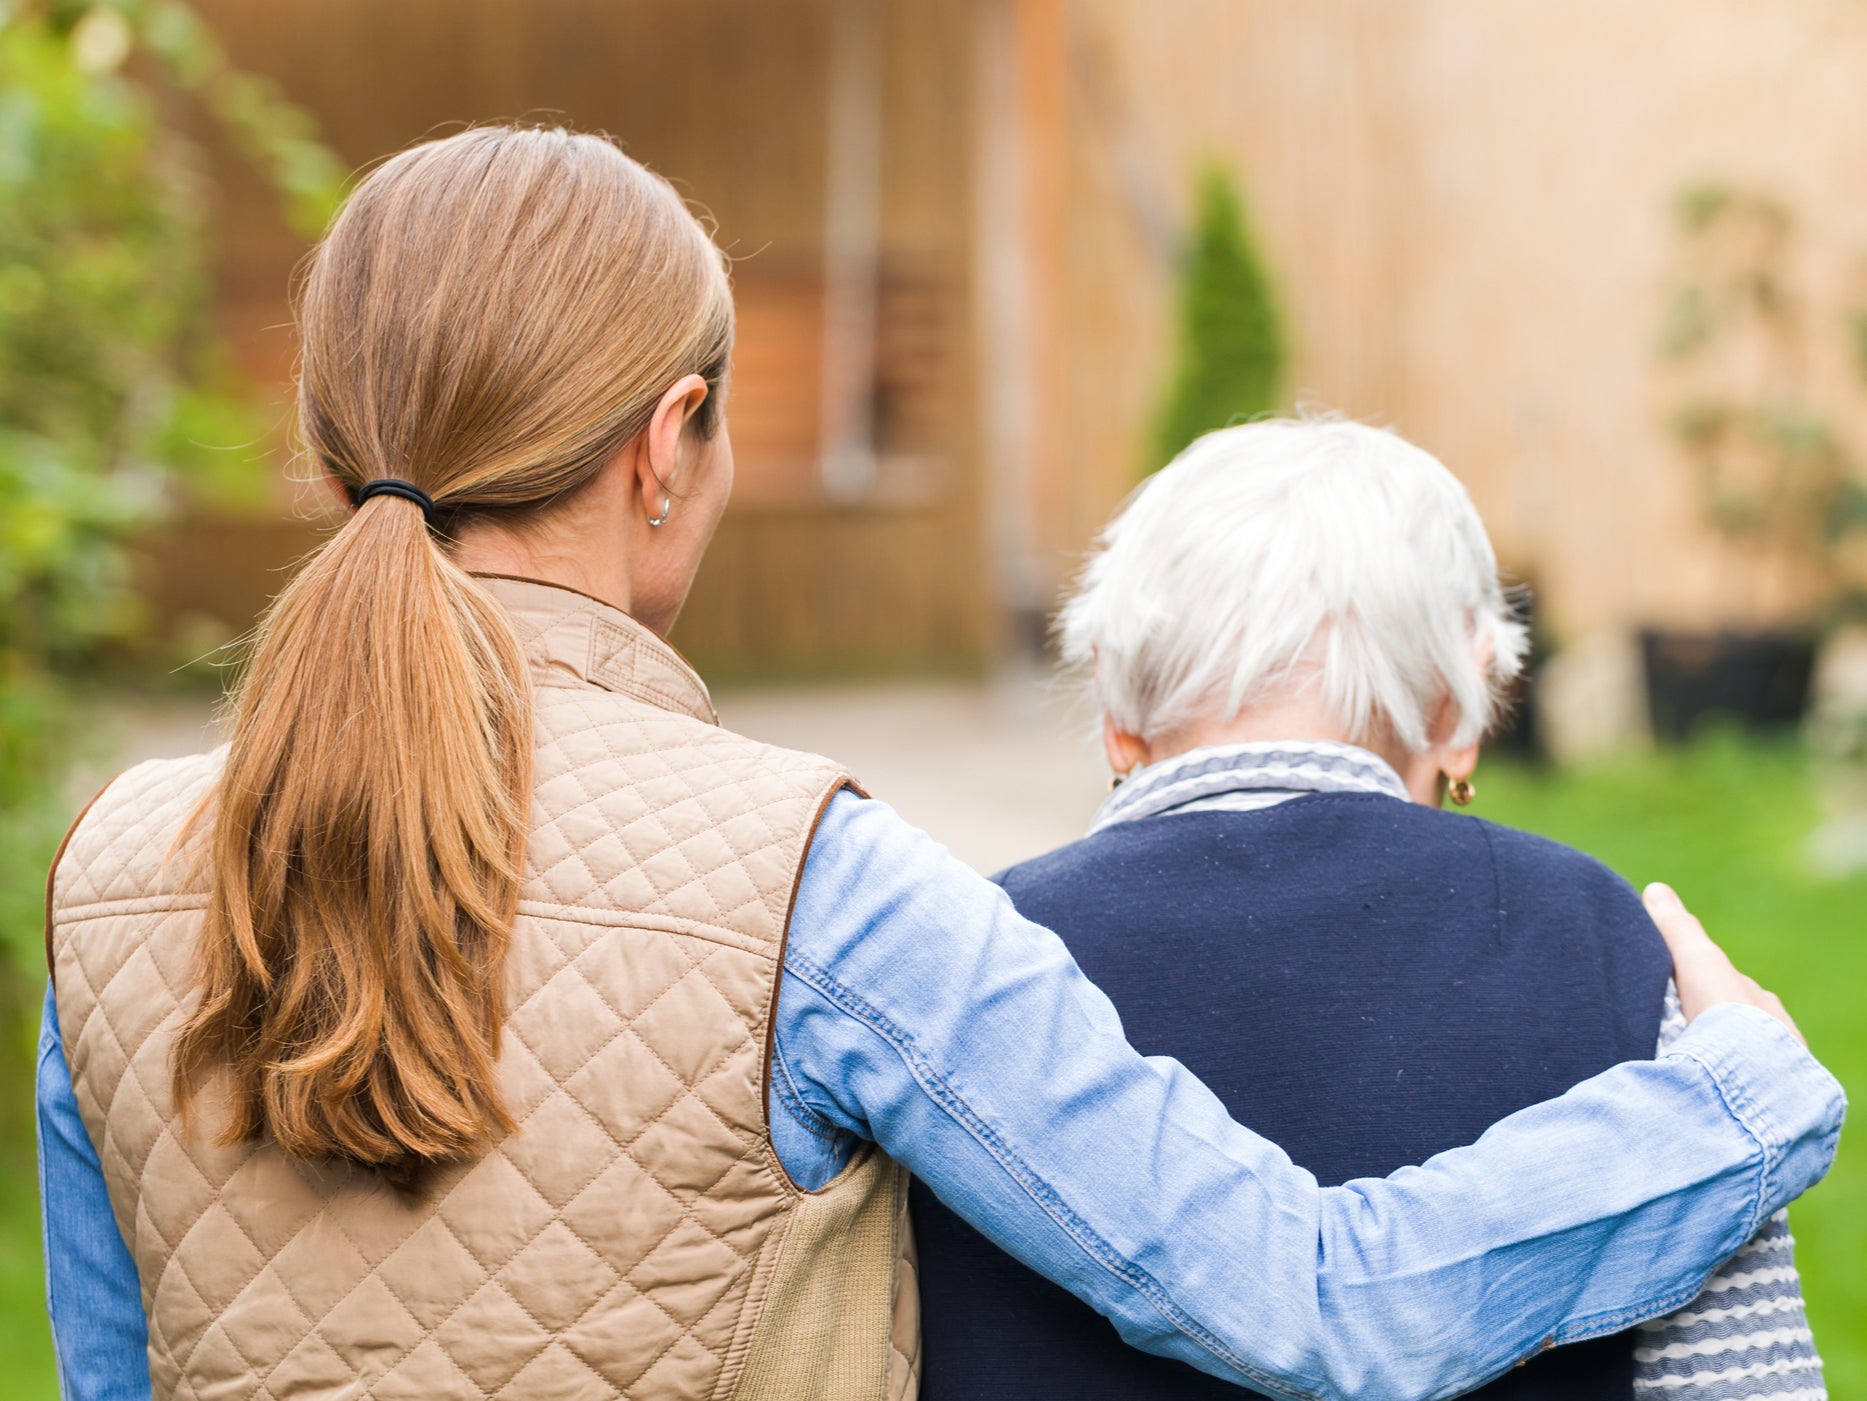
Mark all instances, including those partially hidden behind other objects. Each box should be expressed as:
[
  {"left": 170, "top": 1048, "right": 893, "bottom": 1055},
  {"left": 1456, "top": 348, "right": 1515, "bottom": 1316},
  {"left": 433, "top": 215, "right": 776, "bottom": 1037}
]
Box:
[{"left": 352, "top": 478, "right": 438, "bottom": 525}]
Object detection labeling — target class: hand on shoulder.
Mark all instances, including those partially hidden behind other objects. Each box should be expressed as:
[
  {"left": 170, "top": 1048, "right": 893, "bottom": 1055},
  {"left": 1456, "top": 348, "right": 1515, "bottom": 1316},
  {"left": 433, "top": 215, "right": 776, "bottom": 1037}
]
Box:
[{"left": 1643, "top": 882, "right": 1804, "bottom": 1044}]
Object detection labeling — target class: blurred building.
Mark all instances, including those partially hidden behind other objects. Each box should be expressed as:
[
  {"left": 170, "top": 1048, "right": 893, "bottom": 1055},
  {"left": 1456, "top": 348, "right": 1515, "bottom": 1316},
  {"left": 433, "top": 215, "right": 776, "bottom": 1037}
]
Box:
[
  {"left": 155, "top": 0, "right": 1867, "bottom": 692},
  {"left": 165, "top": 0, "right": 993, "bottom": 676}
]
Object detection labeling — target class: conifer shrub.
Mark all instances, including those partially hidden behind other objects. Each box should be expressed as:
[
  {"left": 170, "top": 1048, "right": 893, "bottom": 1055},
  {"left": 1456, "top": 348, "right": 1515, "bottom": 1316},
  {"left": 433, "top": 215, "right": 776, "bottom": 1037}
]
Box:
[{"left": 1150, "top": 167, "right": 1287, "bottom": 474}]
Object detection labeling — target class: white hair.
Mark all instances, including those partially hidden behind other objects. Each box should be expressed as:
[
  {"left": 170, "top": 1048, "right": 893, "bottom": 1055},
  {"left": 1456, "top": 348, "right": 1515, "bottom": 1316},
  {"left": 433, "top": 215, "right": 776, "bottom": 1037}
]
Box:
[{"left": 1059, "top": 417, "right": 1529, "bottom": 753}]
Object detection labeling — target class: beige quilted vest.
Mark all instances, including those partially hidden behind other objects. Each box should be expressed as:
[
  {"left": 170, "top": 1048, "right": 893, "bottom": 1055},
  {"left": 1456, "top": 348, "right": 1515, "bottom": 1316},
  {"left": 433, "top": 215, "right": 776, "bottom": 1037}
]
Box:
[{"left": 47, "top": 576, "right": 921, "bottom": 1401}]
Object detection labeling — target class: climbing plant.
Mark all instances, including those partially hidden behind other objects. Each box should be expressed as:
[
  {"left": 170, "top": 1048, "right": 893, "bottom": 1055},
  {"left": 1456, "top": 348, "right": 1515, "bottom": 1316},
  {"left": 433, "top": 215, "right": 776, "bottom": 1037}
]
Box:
[
  {"left": 1659, "top": 182, "right": 1867, "bottom": 630},
  {"left": 0, "top": 0, "right": 340, "bottom": 786}
]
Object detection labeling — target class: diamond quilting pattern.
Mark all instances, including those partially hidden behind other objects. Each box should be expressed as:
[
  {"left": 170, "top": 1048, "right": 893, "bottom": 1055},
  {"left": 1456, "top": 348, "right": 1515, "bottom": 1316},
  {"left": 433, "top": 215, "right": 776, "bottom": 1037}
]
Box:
[
  {"left": 522, "top": 690, "right": 831, "bottom": 937},
  {"left": 47, "top": 615, "right": 876, "bottom": 1399}
]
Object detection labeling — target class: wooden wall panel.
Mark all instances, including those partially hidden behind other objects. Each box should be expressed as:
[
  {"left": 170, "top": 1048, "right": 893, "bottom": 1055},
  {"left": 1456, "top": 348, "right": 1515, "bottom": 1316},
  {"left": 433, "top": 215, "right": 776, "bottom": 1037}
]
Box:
[
  {"left": 1056, "top": 0, "right": 1867, "bottom": 640},
  {"left": 168, "top": 0, "right": 990, "bottom": 674},
  {"left": 674, "top": 503, "right": 990, "bottom": 677}
]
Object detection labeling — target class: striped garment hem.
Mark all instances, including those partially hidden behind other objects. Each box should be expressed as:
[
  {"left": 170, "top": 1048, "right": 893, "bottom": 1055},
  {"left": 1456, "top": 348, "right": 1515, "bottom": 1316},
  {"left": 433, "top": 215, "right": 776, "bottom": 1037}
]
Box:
[
  {"left": 1634, "top": 1326, "right": 1813, "bottom": 1362},
  {"left": 1691, "top": 1265, "right": 1803, "bottom": 1296},
  {"left": 1654, "top": 1296, "right": 1809, "bottom": 1330},
  {"left": 1634, "top": 1362, "right": 1825, "bottom": 1395}
]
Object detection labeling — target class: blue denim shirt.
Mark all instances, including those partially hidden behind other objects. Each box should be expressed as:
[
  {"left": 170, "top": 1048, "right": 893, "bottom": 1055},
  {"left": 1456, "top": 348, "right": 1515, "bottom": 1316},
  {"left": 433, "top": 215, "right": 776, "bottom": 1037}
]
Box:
[{"left": 39, "top": 789, "right": 1846, "bottom": 1401}]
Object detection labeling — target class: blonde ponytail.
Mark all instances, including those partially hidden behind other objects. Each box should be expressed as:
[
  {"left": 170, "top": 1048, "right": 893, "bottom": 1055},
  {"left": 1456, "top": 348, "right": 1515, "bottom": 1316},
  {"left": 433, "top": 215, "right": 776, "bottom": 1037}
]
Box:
[
  {"left": 175, "top": 494, "right": 530, "bottom": 1175},
  {"left": 173, "top": 126, "right": 734, "bottom": 1179}
]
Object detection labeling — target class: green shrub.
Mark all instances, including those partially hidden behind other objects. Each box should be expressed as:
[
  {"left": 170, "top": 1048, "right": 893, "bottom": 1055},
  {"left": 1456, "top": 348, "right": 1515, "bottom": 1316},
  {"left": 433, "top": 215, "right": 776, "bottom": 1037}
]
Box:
[
  {"left": 1149, "top": 166, "right": 1287, "bottom": 474},
  {"left": 0, "top": 0, "right": 340, "bottom": 801}
]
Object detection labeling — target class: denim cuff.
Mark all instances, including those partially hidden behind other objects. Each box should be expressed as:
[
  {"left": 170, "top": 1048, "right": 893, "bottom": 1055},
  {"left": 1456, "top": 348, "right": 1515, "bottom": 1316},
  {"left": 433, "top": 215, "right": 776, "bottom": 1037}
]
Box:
[{"left": 1665, "top": 1003, "right": 1847, "bottom": 1232}]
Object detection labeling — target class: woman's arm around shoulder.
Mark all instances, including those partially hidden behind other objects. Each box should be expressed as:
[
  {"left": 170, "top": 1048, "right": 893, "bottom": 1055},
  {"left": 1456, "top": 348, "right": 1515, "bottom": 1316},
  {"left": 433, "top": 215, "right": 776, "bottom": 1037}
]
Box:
[{"left": 771, "top": 791, "right": 1846, "bottom": 1401}]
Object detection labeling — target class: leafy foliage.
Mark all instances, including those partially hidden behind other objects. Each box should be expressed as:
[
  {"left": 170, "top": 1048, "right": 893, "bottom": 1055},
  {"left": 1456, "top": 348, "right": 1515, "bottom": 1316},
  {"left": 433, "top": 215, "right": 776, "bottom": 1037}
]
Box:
[
  {"left": 0, "top": 0, "right": 341, "bottom": 806},
  {"left": 1149, "top": 167, "right": 1286, "bottom": 474}
]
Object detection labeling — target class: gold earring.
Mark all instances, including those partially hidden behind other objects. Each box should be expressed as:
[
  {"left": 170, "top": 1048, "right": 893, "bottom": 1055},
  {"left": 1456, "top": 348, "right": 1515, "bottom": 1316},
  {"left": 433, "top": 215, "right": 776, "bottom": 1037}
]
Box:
[{"left": 1448, "top": 777, "right": 1476, "bottom": 807}]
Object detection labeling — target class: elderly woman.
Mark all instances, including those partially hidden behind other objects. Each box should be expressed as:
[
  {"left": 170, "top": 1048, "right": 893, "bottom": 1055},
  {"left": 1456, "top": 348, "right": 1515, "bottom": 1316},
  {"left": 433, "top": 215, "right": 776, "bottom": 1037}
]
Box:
[{"left": 912, "top": 419, "right": 1825, "bottom": 1400}]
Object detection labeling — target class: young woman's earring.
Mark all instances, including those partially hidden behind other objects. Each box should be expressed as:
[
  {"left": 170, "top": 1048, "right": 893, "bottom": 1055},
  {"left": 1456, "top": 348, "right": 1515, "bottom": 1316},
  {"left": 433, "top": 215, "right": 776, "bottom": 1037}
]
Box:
[
  {"left": 1447, "top": 776, "right": 1476, "bottom": 807},
  {"left": 647, "top": 495, "right": 671, "bottom": 528}
]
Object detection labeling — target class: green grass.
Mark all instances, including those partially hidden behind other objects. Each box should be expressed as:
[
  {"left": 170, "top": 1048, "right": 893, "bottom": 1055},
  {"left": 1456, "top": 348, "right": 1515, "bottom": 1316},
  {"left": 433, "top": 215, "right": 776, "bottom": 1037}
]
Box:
[
  {"left": 1483, "top": 736, "right": 1866, "bottom": 1392},
  {"left": 0, "top": 786, "right": 64, "bottom": 1399},
  {"left": 0, "top": 1117, "right": 54, "bottom": 1400},
  {"left": 0, "top": 735, "right": 1857, "bottom": 1395}
]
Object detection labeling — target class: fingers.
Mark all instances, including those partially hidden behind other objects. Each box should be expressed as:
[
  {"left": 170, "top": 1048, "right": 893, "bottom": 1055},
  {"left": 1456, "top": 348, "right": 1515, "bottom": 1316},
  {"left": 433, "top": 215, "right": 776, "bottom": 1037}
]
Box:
[
  {"left": 1644, "top": 882, "right": 1732, "bottom": 1004},
  {"left": 1643, "top": 882, "right": 1717, "bottom": 960},
  {"left": 1642, "top": 882, "right": 1805, "bottom": 1047}
]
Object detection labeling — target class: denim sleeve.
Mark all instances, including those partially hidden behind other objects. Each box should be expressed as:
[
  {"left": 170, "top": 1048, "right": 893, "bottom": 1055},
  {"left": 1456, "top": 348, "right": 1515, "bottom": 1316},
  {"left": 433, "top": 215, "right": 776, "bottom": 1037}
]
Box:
[
  {"left": 36, "top": 982, "right": 152, "bottom": 1401},
  {"left": 774, "top": 791, "right": 1847, "bottom": 1401}
]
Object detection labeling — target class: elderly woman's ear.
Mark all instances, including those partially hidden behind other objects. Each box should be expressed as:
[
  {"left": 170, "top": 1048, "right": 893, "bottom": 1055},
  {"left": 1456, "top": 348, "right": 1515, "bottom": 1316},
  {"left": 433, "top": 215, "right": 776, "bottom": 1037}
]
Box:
[
  {"left": 1428, "top": 632, "right": 1499, "bottom": 808},
  {"left": 1102, "top": 716, "right": 1150, "bottom": 786},
  {"left": 1398, "top": 691, "right": 1481, "bottom": 808}
]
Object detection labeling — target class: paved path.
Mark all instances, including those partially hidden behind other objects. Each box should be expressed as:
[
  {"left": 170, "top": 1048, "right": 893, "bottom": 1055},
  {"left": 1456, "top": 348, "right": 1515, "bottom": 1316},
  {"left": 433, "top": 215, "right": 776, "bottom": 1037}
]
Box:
[
  {"left": 77, "top": 668, "right": 1108, "bottom": 876},
  {"left": 717, "top": 666, "right": 1106, "bottom": 874}
]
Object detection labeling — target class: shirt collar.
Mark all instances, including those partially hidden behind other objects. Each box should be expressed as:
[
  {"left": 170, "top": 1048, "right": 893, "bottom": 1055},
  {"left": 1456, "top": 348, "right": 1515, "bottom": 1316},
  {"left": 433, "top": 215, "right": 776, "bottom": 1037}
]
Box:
[{"left": 1090, "top": 739, "right": 1409, "bottom": 834}]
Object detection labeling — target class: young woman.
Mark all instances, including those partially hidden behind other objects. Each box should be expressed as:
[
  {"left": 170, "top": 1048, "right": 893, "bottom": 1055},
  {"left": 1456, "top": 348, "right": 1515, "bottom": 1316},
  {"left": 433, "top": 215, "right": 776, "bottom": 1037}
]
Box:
[
  {"left": 912, "top": 419, "right": 1827, "bottom": 1400},
  {"left": 39, "top": 128, "right": 1841, "bottom": 1401}
]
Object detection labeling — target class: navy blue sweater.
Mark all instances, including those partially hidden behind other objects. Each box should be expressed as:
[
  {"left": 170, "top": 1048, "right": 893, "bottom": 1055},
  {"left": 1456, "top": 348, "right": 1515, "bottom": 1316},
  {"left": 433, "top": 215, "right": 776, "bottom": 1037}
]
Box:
[{"left": 911, "top": 793, "right": 1672, "bottom": 1400}]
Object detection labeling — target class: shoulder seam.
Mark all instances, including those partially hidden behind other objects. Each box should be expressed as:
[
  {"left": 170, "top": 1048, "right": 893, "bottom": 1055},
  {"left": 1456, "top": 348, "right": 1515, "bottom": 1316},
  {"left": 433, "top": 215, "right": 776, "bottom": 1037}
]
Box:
[{"left": 1478, "top": 815, "right": 1505, "bottom": 949}]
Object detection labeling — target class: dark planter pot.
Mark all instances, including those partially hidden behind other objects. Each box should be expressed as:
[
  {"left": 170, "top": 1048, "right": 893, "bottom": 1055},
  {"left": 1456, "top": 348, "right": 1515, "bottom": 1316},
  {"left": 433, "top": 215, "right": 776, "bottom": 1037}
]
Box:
[
  {"left": 1639, "top": 628, "right": 1817, "bottom": 743},
  {"left": 1488, "top": 650, "right": 1547, "bottom": 761},
  {"left": 1486, "top": 582, "right": 1548, "bottom": 760}
]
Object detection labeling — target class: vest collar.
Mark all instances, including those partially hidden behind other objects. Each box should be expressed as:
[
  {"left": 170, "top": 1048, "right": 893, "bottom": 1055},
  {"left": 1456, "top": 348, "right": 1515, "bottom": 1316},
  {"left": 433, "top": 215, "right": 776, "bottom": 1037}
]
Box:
[{"left": 471, "top": 574, "right": 719, "bottom": 726}]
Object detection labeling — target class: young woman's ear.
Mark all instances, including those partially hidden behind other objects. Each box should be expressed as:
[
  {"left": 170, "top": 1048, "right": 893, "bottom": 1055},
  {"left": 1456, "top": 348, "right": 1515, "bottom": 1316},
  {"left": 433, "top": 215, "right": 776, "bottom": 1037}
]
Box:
[{"left": 636, "top": 374, "right": 712, "bottom": 518}]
